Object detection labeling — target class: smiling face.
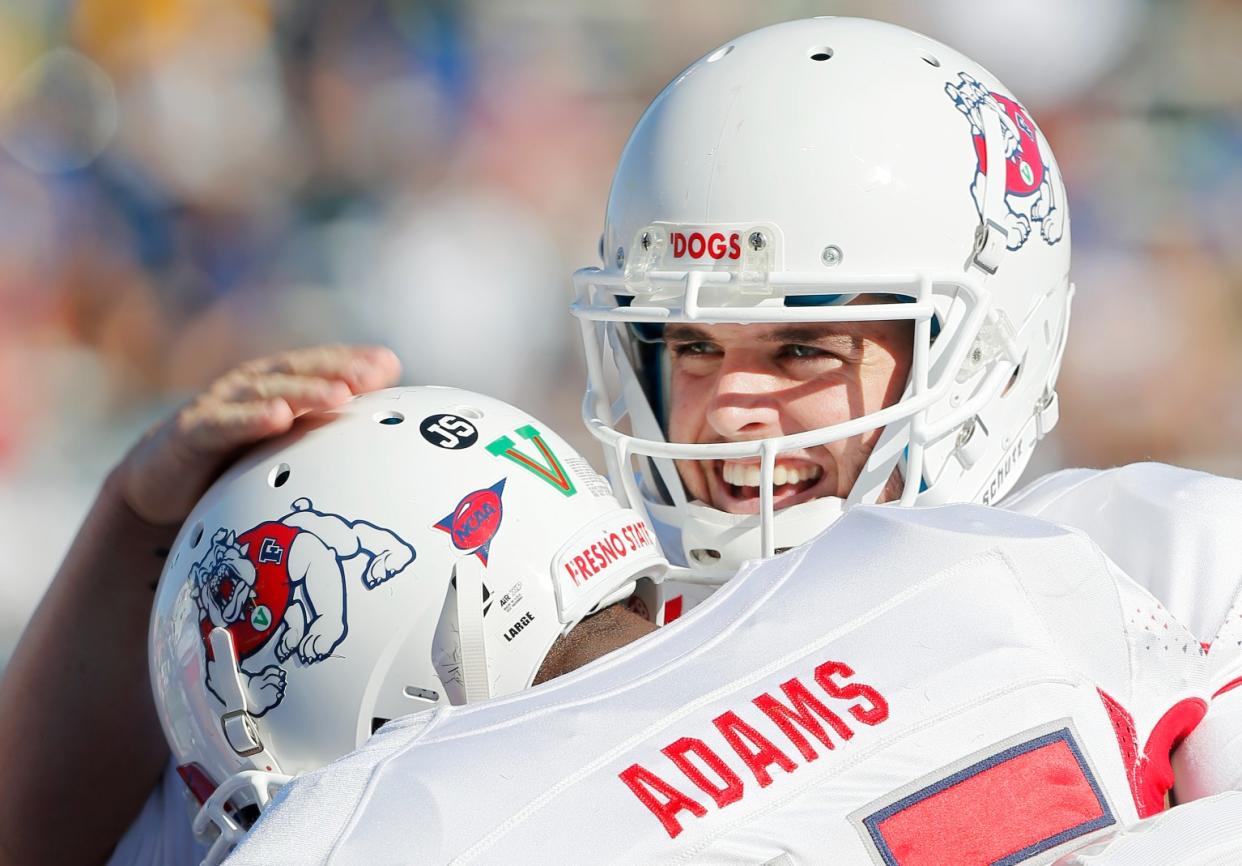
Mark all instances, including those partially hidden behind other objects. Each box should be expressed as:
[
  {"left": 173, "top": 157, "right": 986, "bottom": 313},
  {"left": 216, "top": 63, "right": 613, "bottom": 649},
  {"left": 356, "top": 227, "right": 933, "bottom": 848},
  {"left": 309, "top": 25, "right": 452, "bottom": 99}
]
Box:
[{"left": 664, "top": 303, "right": 915, "bottom": 515}]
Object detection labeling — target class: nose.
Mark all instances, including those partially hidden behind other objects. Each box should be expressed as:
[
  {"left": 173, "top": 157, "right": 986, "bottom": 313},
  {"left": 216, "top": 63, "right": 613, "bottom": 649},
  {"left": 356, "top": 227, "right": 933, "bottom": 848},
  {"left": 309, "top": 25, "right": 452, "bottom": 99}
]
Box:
[{"left": 705, "top": 362, "right": 785, "bottom": 441}]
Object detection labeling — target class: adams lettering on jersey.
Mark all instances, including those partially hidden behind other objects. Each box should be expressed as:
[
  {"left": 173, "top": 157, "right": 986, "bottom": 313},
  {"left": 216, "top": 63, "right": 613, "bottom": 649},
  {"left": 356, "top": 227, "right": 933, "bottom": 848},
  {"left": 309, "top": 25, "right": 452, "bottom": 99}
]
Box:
[
  {"left": 618, "top": 659, "right": 889, "bottom": 839},
  {"left": 850, "top": 721, "right": 1116, "bottom": 866}
]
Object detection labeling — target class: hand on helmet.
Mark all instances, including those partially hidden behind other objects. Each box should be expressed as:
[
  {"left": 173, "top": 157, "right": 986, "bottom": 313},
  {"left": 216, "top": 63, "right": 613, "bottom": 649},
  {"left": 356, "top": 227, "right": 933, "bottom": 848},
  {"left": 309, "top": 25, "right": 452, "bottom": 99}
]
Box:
[{"left": 115, "top": 345, "right": 401, "bottom": 526}]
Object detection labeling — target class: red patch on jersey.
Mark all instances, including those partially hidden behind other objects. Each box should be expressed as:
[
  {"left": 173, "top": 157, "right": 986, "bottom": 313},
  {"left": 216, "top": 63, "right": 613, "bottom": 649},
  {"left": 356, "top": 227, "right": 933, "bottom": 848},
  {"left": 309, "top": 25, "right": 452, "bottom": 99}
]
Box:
[{"left": 862, "top": 729, "right": 1113, "bottom": 866}]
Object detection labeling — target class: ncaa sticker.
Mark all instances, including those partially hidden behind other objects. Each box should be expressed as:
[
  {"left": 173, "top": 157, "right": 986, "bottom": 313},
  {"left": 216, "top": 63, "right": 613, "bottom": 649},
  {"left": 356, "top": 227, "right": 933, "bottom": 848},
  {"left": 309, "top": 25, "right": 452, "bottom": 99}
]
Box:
[
  {"left": 435, "top": 479, "right": 505, "bottom": 564},
  {"left": 420, "top": 414, "right": 479, "bottom": 450}
]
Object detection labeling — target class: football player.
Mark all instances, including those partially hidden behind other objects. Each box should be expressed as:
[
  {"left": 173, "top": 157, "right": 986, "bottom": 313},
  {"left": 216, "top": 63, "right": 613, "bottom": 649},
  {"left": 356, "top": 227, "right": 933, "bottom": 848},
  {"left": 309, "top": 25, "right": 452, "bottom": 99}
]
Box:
[
  {"left": 0, "top": 349, "right": 665, "bottom": 866},
  {"left": 228, "top": 16, "right": 1242, "bottom": 859},
  {"left": 227, "top": 498, "right": 1241, "bottom": 864},
  {"left": 567, "top": 14, "right": 1242, "bottom": 811}
]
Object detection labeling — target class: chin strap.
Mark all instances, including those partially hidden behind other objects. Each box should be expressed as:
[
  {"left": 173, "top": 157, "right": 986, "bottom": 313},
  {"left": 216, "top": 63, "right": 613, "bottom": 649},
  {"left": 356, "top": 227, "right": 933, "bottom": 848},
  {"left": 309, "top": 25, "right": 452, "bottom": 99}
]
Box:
[
  {"left": 206, "top": 628, "right": 280, "bottom": 764},
  {"left": 973, "top": 100, "right": 1012, "bottom": 275},
  {"left": 454, "top": 556, "right": 492, "bottom": 703}
]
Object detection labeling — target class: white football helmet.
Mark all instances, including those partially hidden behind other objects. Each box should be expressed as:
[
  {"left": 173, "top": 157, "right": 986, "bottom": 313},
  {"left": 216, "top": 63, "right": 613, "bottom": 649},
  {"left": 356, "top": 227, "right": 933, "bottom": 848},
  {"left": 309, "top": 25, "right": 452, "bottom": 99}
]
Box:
[
  {"left": 148, "top": 387, "right": 666, "bottom": 865},
  {"left": 573, "top": 17, "right": 1073, "bottom": 581}
]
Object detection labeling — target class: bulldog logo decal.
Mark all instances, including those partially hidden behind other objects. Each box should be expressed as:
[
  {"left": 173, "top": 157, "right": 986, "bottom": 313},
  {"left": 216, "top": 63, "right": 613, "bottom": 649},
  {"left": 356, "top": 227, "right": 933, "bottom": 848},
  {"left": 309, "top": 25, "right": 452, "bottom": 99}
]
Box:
[
  {"left": 946, "top": 71, "right": 1065, "bottom": 250},
  {"left": 190, "top": 498, "right": 415, "bottom": 716}
]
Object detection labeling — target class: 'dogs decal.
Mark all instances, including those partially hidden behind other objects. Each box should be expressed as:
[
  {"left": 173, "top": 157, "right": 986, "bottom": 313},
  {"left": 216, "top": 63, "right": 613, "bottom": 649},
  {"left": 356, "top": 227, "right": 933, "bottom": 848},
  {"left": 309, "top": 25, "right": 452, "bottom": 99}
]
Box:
[
  {"left": 190, "top": 498, "right": 415, "bottom": 716},
  {"left": 946, "top": 72, "right": 1065, "bottom": 250}
]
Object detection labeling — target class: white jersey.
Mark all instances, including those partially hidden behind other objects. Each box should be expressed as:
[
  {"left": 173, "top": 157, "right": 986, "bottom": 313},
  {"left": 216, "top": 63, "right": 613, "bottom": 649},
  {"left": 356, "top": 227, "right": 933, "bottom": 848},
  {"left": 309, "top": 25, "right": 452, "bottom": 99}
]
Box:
[
  {"left": 1003, "top": 462, "right": 1242, "bottom": 800},
  {"left": 226, "top": 504, "right": 1217, "bottom": 865}
]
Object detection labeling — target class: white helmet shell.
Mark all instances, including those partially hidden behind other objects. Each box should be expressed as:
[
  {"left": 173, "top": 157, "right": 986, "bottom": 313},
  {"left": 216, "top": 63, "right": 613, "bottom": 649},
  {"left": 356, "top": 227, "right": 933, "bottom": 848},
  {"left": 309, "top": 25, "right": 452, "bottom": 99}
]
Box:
[
  {"left": 149, "top": 387, "right": 666, "bottom": 864},
  {"left": 573, "top": 17, "right": 1073, "bottom": 581}
]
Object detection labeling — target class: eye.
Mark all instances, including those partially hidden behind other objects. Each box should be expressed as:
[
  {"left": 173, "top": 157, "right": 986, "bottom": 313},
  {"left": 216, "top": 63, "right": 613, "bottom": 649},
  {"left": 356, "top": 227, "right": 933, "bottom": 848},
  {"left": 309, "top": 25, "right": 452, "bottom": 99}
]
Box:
[
  {"left": 781, "top": 343, "right": 832, "bottom": 360},
  {"left": 668, "top": 340, "right": 720, "bottom": 357}
]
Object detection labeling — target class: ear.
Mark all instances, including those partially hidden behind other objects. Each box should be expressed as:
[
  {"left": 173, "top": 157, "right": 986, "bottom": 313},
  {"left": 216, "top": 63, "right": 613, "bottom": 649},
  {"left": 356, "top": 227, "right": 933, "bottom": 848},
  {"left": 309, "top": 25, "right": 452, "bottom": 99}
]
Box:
[
  {"left": 212, "top": 528, "right": 228, "bottom": 545},
  {"left": 226, "top": 531, "right": 237, "bottom": 547}
]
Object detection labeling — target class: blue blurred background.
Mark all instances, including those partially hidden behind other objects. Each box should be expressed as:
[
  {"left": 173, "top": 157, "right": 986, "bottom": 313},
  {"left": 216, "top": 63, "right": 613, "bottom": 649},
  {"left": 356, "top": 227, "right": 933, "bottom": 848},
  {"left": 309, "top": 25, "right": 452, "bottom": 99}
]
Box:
[{"left": 2, "top": 0, "right": 1241, "bottom": 665}]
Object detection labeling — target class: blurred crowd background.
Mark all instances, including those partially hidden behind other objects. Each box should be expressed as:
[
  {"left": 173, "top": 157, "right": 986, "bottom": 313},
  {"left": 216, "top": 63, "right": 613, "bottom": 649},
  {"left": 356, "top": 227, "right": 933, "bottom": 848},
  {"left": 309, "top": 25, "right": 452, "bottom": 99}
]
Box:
[{"left": 2, "top": 0, "right": 1241, "bottom": 667}]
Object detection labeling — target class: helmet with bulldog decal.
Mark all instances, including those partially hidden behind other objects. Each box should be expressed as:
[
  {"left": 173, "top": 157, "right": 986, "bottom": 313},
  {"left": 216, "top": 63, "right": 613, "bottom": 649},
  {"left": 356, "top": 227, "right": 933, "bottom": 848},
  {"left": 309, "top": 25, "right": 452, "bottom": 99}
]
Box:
[{"left": 149, "top": 387, "right": 666, "bottom": 865}]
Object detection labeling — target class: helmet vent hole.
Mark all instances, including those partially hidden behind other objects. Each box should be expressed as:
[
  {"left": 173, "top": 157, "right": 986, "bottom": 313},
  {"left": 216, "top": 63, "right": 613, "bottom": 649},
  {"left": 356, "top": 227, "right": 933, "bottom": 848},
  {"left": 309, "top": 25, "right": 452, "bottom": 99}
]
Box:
[
  {"left": 706, "top": 45, "right": 734, "bottom": 63},
  {"left": 921, "top": 52, "right": 940, "bottom": 67},
  {"left": 808, "top": 47, "right": 834, "bottom": 62},
  {"left": 189, "top": 522, "right": 204, "bottom": 548},
  {"left": 445, "top": 405, "right": 484, "bottom": 420},
  {"left": 371, "top": 717, "right": 391, "bottom": 734},
  {"left": 269, "top": 463, "right": 291, "bottom": 488},
  {"left": 375, "top": 411, "right": 405, "bottom": 426},
  {"left": 690, "top": 548, "right": 722, "bottom": 564},
  {"left": 404, "top": 685, "right": 440, "bottom": 702}
]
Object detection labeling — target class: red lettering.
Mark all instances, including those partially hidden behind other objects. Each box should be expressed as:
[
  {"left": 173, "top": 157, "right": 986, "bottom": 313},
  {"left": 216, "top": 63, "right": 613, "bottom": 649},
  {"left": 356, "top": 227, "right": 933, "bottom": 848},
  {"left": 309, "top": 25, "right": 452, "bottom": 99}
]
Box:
[
  {"left": 728, "top": 232, "right": 741, "bottom": 259},
  {"left": 623, "top": 525, "right": 637, "bottom": 550},
  {"left": 618, "top": 763, "right": 706, "bottom": 839},
  {"left": 563, "top": 562, "right": 580, "bottom": 587},
  {"left": 583, "top": 547, "right": 600, "bottom": 574},
  {"left": 594, "top": 541, "right": 614, "bottom": 569},
  {"left": 609, "top": 532, "right": 627, "bottom": 558},
  {"left": 707, "top": 232, "right": 726, "bottom": 258},
  {"left": 662, "top": 737, "right": 743, "bottom": 808},
  {"left": 632, "top": 522, "right": 650, "bottom": 547},
  {"left": 573, "top": 555, "right": 590, "bottom": 580},
  {"left": 815, "top": 661, "right": 889, "bottom": 726},
  {"left": 672, "top": 232, "right": 687, "bottom": 258},
  {"left": 687, "top": 232, "right": 706, "bottom": 259},
  {"left": 713, "top": 710, "right": 796, "bottom": 787},
  {"left": 754, "top": 677, "right": 853, "bottom": 762}
]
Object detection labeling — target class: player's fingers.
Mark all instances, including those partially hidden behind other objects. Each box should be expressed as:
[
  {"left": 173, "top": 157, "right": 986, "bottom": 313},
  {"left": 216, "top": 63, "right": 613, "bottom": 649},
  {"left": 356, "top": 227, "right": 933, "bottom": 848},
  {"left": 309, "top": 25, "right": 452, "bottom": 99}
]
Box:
[
  {"left": 211, "top": 373, "right": 353, "bottom": 414},
  {"left": 177, "top": 398, "right": 297, "bottom": 457},
  {"left": 238, "top": 345, "right": 401, "bottom": 394}
]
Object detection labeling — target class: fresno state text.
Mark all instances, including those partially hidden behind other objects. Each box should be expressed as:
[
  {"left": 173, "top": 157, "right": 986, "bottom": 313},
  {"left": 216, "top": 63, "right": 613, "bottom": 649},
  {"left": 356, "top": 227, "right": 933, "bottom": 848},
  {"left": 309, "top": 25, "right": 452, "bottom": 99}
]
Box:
[
  {"left": 669, "top": 231, "right": 742, "bottom": 261},
  {"left": 561, "top": 520, "right": 656, "bottom": 588},
  {"left": 619, "top": 659, "right": 889, "bottom": 838}
]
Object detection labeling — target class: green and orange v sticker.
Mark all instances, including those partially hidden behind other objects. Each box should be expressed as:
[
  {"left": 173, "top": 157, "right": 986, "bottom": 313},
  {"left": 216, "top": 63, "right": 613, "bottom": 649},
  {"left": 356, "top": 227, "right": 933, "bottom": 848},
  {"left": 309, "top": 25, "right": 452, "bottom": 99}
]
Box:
[{"left": 486, "top": 425, "right": 577, "bottom": 497}]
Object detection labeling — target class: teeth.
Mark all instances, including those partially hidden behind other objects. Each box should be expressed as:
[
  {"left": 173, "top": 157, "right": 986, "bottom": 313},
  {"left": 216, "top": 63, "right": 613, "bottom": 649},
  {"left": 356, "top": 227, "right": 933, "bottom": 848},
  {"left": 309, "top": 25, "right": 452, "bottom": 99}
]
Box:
[{"left": 722, "top": 463, "right": 822, "bottom": 489}]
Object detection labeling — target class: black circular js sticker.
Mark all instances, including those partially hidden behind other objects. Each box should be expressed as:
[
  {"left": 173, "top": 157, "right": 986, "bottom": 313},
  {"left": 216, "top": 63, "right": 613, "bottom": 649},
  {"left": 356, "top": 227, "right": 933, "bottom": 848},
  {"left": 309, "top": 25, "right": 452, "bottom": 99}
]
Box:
[{"left": 420, "top": 414, "right": 479, "bottom": 450}]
